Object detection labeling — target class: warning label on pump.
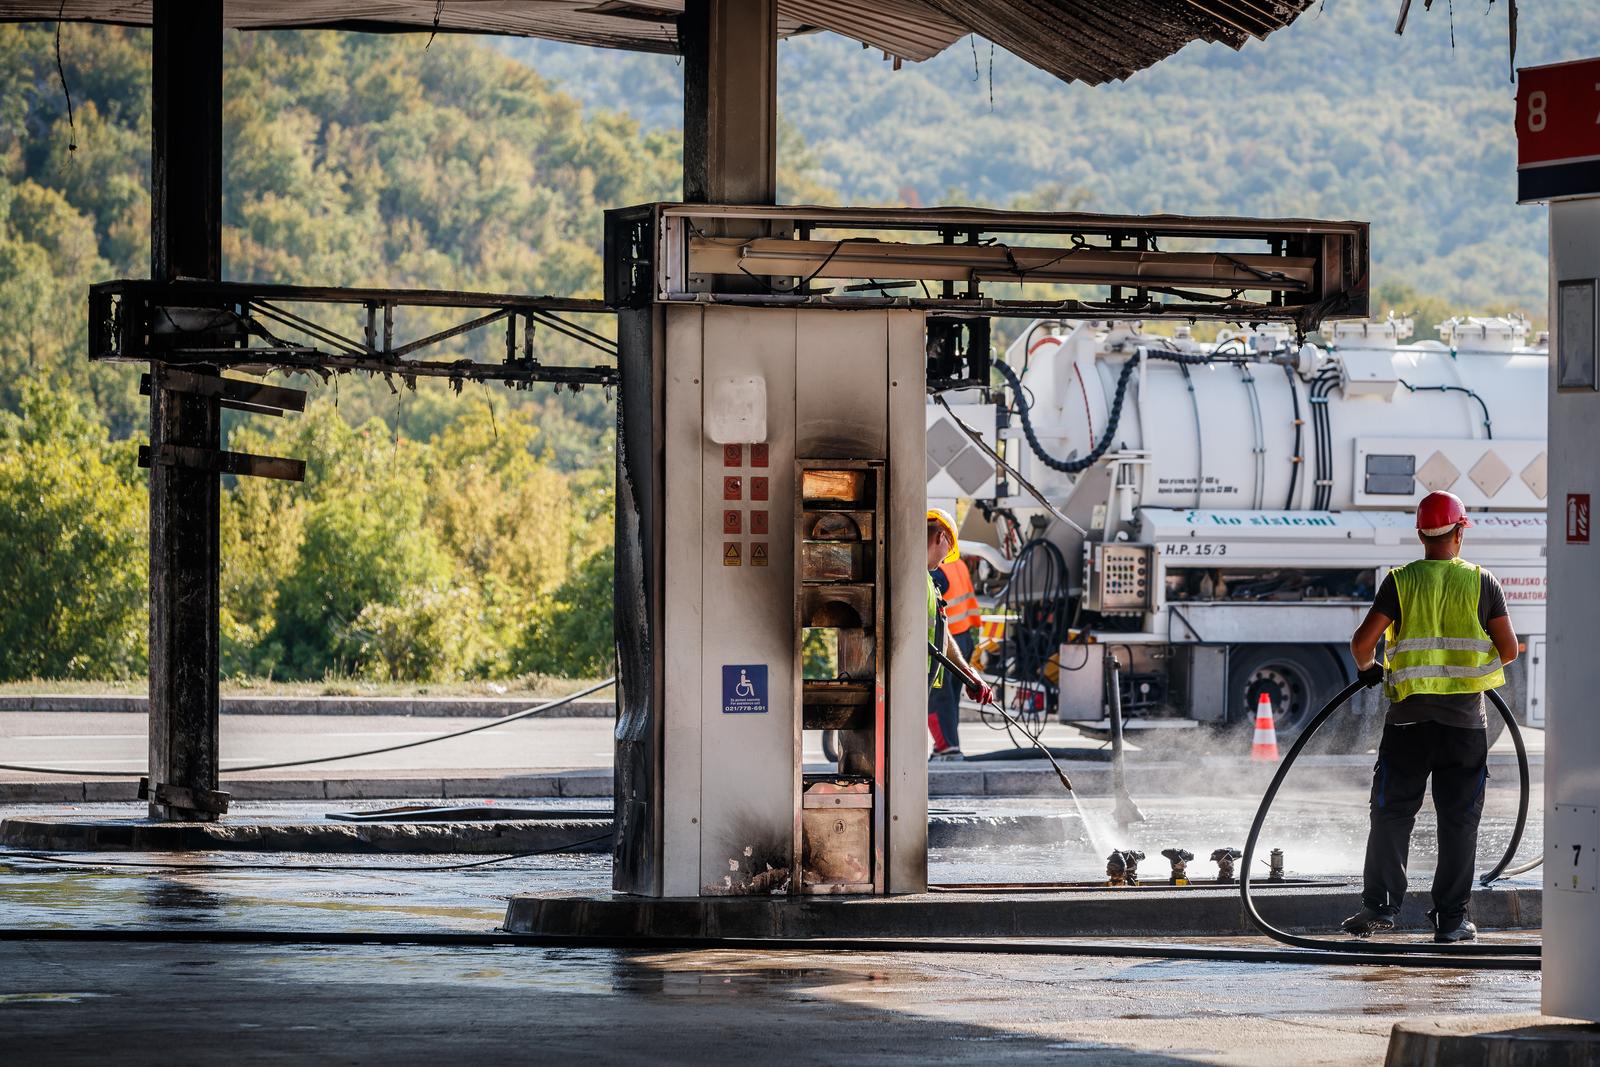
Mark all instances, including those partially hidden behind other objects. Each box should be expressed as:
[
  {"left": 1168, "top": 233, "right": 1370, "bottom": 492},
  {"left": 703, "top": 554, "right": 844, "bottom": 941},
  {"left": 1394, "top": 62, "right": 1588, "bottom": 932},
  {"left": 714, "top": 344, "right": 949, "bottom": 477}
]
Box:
[
  {"left": 751, "top": 542, "right": 769, "bottom": 567},
  {"left": 724, "top": 542, "right": 741, "bottom": 566},
  {"left": 722, "top": 665, "right": 768, "bottom": 714}
]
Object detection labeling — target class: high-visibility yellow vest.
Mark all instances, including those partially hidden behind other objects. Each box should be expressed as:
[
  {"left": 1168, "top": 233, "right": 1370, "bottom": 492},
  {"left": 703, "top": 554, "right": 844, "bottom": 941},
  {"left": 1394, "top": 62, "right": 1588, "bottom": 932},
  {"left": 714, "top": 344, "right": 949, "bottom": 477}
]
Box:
[
  {"left": 1382, "top": 558, "right": 1505, "bottom": 703},
  {"left": 927, "top": 572, "right": 944, "bottom": 689}
]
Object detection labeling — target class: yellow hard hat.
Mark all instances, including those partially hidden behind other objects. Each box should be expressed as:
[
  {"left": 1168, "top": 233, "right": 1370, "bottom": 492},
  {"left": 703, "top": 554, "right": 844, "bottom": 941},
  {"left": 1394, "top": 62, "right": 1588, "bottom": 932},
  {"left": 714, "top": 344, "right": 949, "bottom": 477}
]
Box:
[{"left": 927, "top": 508, "right": 960, "bottom": 564}]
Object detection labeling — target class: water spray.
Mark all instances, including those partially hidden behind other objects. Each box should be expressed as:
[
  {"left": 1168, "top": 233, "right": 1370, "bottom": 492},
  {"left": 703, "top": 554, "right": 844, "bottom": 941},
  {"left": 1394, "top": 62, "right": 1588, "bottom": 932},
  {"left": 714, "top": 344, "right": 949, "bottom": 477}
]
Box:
[{"left": 1103, "top": 647, "right": 1146, "bottom": 828}]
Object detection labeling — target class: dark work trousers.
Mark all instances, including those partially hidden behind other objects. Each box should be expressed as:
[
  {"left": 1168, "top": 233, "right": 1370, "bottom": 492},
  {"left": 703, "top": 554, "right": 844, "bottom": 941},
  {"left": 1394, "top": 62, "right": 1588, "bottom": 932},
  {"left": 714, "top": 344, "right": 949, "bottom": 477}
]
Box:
[
  {"left": 1361, "top": 721, "right": 1489, "bottom": 924},
  {"left": 929, "top": 629, "right": 976, "bottom": 750}
]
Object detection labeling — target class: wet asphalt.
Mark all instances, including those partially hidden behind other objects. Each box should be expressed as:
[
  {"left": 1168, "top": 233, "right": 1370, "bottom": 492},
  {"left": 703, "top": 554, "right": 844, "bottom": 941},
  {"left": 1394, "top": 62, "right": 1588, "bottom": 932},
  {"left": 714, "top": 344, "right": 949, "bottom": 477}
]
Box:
[{"left": 0, "top": 788, "right": 1547, "bottom": 1065}]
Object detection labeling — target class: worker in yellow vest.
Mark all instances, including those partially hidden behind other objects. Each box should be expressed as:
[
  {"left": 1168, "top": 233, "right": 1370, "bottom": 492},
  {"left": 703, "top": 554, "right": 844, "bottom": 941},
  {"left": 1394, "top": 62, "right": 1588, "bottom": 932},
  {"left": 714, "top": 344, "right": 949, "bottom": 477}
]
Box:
[
  {"left": 927, "top": 509, "right": 991, "bottom": 760},
  {"left": 1341, "top": 491, "right": 1518, "bottom": 944}
]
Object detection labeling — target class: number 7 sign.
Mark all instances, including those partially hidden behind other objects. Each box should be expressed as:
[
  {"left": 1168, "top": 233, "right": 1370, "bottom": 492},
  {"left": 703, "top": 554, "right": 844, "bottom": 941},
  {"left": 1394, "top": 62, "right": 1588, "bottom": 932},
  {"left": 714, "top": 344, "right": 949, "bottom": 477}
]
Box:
[{"left": 1516, "top": 57, "right": 1600, "bottom": 203}]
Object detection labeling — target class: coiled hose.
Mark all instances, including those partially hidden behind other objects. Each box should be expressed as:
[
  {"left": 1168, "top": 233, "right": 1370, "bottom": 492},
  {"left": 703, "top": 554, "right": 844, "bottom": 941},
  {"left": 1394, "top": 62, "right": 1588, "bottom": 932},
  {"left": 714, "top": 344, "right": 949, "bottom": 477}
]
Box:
[
  {"left": 994, "top": 357, "right": 1137, "bottom": 474},
  {"left": 1240, "top": 683, "right": 1536, "bottom": 958},
  {"left": 993, "top": 537, "right": 1072, "bottom": 735},
  {"left": 996, "top": 346, "right": 1252, "bottom": 477}
]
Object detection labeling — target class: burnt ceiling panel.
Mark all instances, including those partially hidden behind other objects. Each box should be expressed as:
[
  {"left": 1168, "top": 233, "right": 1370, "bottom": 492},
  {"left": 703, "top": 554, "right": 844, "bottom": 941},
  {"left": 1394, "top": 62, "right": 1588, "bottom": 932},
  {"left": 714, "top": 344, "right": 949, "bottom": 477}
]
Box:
[{"left": 2, "top": 0, "right": 1314, "bottom": 84}]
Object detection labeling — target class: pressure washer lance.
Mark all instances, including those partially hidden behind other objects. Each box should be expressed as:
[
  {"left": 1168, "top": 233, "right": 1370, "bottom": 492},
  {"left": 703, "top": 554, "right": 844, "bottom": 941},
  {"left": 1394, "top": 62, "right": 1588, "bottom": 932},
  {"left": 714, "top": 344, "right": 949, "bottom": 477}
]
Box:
[
  {"left": 927, "top": 641, "right": 1073, "bottom": 794},
  {"left": 1211, "top": 848, "right": 1242, "bottom": 884},
  {"left": 1106, "top": 849, "right": 1144, "bottom": 887},
  {"left": 1162, "top": 848, "right": 1193, "bottom": 886}
]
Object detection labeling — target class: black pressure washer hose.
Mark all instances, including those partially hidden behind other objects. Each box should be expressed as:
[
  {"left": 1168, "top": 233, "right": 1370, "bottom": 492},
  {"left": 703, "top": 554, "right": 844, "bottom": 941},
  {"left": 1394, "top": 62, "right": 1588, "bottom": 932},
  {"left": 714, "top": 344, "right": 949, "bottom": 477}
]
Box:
[{"left": 1240, "top": 681, "right": 1537, "bottom": 959}]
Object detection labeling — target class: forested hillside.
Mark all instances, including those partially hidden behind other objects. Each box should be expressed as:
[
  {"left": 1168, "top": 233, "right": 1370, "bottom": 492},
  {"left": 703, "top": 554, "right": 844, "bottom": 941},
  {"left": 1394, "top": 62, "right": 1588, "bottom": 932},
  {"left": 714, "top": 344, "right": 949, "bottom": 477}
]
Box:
[
  {"left": 502, "top": 0, "right": 1599, "bottom": 314},
  {"left": 0, "top": 25, "right": 674, "bottom": 682},
  {"left": 0, "top": 7, "right": 1582, "bottom": 684}
]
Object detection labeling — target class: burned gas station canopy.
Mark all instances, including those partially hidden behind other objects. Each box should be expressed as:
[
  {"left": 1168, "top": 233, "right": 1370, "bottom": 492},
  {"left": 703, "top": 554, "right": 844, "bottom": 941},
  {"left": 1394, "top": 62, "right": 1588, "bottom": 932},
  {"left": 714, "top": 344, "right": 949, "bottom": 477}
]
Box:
[{"left": 11, "top": 0, "right": 1315, "bottom": 85}]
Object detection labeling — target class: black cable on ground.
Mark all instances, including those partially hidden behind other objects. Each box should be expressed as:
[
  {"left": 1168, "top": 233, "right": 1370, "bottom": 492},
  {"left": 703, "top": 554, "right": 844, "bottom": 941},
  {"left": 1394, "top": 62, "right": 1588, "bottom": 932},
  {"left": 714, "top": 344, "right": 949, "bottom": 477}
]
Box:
[
  {"left": 0, "top": 925, "right": 1537, "bottom": 968},
  {"left": 1240, "top": 683, "right": 1536, "bottom": 959},
  {"left": 0, "top": 677, "right": 617, "bottom": 778},
  {"left": 960, "top": 747, "right": 1110, "bottom": 763},
  {"left": 0, "top": 832, "right": 613, "bottom": 874}
]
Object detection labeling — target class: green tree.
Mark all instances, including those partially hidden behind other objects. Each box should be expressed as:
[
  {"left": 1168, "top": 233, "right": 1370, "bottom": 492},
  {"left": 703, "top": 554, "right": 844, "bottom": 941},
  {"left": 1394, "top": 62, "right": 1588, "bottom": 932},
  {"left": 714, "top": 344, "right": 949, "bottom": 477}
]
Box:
[
  {"left": 511, "top": 544, "right": 615, "bottom": 678},
  {"left": 264, "top": 418, "right": 454, "bottom": 678},
  {"left": 0, "top": 383, "right": 146, "bottom": 679}
]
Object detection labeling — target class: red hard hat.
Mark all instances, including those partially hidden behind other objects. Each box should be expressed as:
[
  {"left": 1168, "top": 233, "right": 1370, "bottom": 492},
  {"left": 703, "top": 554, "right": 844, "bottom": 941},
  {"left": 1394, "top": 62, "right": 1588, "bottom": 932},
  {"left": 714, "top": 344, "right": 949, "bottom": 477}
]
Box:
[{"left": 1416, "top": 490, "right": 1472, "bottom": 534}]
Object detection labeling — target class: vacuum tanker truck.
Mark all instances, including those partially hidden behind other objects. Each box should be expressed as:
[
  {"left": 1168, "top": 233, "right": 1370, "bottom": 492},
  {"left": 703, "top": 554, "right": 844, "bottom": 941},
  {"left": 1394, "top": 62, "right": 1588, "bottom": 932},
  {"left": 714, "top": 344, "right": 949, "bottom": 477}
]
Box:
[{"left": 930, "top": 315, "right": 1548, "bottom": 751}]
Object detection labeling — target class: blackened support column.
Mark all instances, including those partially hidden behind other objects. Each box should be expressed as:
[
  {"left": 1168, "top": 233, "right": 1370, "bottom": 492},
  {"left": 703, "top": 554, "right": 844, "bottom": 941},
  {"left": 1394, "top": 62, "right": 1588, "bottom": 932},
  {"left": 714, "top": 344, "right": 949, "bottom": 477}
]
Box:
[
  {"left": 147, "top": 0, "right": 224, "bottom": 821},
  {"left": 680, "top": 0, "right": 777, "bottom": 205}
]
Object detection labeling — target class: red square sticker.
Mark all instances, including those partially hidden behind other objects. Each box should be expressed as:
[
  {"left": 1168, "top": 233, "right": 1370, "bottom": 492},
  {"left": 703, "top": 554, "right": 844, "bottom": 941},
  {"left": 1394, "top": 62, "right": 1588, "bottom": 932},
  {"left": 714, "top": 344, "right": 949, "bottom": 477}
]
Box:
[
  {"left": 723, "top": 476, "right": 741, "bottom": 501},
  {"left": 751, "top": 510, "right": 768, "bottom": 534},
  {"left": 751, "top": 443, "right": 769, "bottom": 468},
  {"left": 723, "top": 509, "right": 742, "bottom": 534},
  {"left": 1569, "top": 493, "right": 1591, "bottom": 544},
  {"left": 751, "top": 476, "right": 769, "bottom": 501},
  {"left": 723, "top": 444, "right": 742, "bottom": 468}
]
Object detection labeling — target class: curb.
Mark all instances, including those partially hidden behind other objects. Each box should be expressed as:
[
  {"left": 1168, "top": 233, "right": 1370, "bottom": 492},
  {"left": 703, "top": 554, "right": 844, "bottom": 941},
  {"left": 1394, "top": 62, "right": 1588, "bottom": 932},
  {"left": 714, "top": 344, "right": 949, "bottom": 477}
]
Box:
[
  {"left": 502, "top": 884, "right": 1541, "bottom": 939},
  {"left": 1385, "top": 1016, "right": 1597, "bottom": 1065},
  {"left": 0, "top": 810, "right": 1080, "bottom": 855},
  {"left": 0, "top": 695, "right": 615, "bottom": 718},
  {"left": 0, "top": 816, "right": 614, "bottom": 855},
  {"left": 0, "top": 771, "right": 616, "bottom": 805},
  {"left": 0, "top": 753, "right": 1541, "bottom": 804}
]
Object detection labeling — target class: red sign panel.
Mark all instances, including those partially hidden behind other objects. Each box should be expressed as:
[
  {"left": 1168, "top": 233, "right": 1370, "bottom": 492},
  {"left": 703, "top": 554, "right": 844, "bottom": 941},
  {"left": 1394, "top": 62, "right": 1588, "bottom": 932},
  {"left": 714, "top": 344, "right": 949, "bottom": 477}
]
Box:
[
  {"left": 1518, "top": 59, "right": 1600, "bottom": 166},
  {"left": 1517, "top": 58, "right": 1600, "bottom": 201},
  {"left": 1569, "top": 493, "right": 1591, "bottom": 545},
  {"left": 723, "top": 444, "right": 742, "bottom": 468},
  {"left": 723, "top": 509, "right": 741, "bottom": 534},
  {"left": 723, "top": 476, "right": 742, "bottom": 501},
  {"left": 750, "top": 476, "right": 769, "bottom": 502}
]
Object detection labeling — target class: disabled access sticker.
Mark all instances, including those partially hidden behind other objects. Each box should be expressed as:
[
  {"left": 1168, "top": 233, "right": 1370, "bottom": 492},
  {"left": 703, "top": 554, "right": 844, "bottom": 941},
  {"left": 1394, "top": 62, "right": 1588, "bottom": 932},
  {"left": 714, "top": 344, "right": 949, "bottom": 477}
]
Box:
[{"left": 722, "top": 665, "right": 768, "bottom": 714}]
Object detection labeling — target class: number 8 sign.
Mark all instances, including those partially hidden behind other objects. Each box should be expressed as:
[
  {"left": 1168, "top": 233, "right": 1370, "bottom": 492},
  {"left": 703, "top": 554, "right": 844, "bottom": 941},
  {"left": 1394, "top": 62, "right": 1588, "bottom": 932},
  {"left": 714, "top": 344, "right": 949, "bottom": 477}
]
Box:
[{"left": 1516, "top": 57, "right": 1600, "bottom": 203}]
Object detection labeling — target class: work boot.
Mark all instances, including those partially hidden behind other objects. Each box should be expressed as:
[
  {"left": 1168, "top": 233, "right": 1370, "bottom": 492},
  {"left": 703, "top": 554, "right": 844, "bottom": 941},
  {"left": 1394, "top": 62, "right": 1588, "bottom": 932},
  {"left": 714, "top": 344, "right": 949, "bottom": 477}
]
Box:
[
  {"left": 1340, "top": 906, "right": 1397, "bottom": 938},
  {"left": 929, "top": 747, "right": 965, "bottom": 762},
  {"left": 1430, "top": 911, "right": 1478, "bottom": 943}
]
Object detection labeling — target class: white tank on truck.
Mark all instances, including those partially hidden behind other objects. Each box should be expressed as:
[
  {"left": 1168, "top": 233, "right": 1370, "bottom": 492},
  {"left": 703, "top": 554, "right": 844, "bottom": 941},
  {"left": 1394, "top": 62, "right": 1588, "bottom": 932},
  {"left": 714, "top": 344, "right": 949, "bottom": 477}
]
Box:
[{"left": 932, "top": 315, "right": 1549, "bottom": 751}]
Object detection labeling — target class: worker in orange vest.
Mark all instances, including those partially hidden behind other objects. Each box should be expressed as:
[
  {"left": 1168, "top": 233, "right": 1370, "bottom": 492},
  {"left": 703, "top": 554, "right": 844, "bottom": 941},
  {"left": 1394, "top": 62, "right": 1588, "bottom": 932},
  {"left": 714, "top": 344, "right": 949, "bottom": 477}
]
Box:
[{"left": 929, "top": 511, "right": 985, "bottom": 760}]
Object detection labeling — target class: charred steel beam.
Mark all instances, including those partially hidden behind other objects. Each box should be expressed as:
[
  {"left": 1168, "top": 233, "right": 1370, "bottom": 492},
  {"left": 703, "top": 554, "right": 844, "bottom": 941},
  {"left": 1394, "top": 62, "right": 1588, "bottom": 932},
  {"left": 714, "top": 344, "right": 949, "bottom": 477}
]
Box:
[
  {"left": 613, "top": 202, "right": 1370, "bottom": 330},
  {"left": 147, "top": 0, "right": 224, "bottom": 824},
  {"left": 680, "top": 0, "right": 777, "bottom": 206},
  {"left": 138, "top": 443, "right": 307, "bottom": 483},
  {"left": 693, "top": 237, "right": 1317, "bottom": 291},
  {"left": 88, "top": 279, "right": 618, "bottom": 387}
]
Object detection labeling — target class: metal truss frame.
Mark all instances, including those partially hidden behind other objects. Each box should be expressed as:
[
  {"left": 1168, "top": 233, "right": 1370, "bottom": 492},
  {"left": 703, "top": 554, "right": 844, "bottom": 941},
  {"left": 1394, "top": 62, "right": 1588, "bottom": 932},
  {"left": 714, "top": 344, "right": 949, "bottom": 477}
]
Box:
[
  {"left": 606, "top": 202, "right": 1370, "bottom": 335},
  {"left": 89, "top": 279, "right": 619, "bottom": 389}
]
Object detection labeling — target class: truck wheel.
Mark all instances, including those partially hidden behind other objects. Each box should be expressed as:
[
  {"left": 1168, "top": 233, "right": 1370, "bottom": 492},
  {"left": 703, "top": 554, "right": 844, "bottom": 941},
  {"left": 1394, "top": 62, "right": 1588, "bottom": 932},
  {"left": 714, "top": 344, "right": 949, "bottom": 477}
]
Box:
[{"left": 1227, "top": 644, "right": 1347, "bottom": 749}]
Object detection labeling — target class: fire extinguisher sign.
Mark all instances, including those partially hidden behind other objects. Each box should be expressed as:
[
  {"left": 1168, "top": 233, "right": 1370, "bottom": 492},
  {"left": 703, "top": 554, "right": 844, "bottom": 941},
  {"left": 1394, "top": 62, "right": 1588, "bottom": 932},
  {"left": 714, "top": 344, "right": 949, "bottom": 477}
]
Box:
[{"left": 1569, "top": 494, "right": 1591, "bottom": 545}]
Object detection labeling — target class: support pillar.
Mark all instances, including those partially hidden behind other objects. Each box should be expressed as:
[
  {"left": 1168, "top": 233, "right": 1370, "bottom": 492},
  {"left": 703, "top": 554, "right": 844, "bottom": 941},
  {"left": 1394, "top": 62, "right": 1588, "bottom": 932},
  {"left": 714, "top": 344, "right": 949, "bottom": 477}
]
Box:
[
  {"left": 680, "top": 0, "right": 777, "bottom": 205},
  {"left": 147, "top": 0, "right": 224, "bottom": 821}
]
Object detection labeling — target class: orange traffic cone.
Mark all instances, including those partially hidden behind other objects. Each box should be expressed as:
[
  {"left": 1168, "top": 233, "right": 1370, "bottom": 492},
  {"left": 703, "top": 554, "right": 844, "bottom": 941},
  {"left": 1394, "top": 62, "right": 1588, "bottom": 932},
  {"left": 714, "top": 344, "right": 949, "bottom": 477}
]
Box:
[{"left": 1251, "top": 692, "right": 1280, "bottom": 762}]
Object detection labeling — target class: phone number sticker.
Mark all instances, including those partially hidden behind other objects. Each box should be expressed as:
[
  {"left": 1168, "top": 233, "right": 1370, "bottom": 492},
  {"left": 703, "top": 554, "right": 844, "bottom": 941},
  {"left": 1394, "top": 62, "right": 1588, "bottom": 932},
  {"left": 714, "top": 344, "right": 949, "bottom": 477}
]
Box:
[{"left": 1159, "top": 542, "right": 1228, "bottom": 557}]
